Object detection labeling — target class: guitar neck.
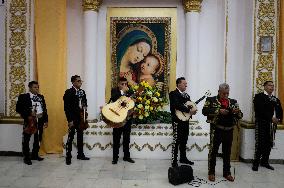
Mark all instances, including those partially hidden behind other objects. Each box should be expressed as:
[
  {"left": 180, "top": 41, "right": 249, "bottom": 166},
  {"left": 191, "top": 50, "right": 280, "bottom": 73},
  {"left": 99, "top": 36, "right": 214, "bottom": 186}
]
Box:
[{"left": 195, "top": 95, "right": 206, "bottom": 104}]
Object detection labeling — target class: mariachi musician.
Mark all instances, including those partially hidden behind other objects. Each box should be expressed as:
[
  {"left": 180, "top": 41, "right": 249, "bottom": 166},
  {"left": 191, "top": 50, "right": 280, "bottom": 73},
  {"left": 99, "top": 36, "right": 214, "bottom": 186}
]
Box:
[
  {"left": 63, "top": 75, "right": 90, "bottom": 165},
  {"left": 110, "top": 77, "right": 135, "bottom": 164},
  {"left": 252, "top": 81, "right": 283, "bottom": 171},
  {"left": 202, "top": 83, "right": 243, "bottom": 182},
  {"left": 16, "top": 81, "right": 48, "bottom": 165},
  {"left": 169, "top": 77, "right": 197, "bottom": 167}
]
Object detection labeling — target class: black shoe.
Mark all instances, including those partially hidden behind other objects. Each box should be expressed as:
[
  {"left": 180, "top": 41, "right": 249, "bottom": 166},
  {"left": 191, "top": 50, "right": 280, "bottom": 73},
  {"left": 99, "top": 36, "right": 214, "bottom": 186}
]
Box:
[
  {"left": 252, "top": 165, "right": 258, "bottom": 171},
  {"left": 123, "top": 157, "right": 135, "bottom": 163},
  {"left": 112, "top": 160, "right": 118, "bottom": 165},
  {"left": 180, "top": 158, "right": 194, "bottom": 165},
  {"left": 31, "top": 155, "right": 44, "bottom": 161},
  {"left": 66, "top": 158, "right": 71, "bottom": 165},
  {"left": 77, "top": 155, "right": 90, "bottom": 160},
  {"left": 260, "top": 163, "right": 274, "bottom": 170},
  {"left": 24, "top": 158, "right": 32, "bottom": 165}
]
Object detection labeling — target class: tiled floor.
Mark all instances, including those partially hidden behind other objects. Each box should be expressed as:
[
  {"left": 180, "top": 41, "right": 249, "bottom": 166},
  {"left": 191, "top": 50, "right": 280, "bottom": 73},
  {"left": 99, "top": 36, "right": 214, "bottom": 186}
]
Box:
[{"left": 0, "top": 155, "right": 283, "bottom": 188}]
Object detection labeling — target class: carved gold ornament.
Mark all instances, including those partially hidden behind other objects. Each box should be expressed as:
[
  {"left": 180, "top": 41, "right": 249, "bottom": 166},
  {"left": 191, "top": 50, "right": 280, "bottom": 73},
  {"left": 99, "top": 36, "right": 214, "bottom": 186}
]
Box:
[
  {"left": 256, "top": 55, "right": 274, "bottom": 71},
  {"left": 256, "top": 72, "right": 273, "bottom": 92},
  {"left": 182, "top": 0, "right": 203, "bottom": 13},
  {"left": 254, "top": 0, "right": 277, "bottom": 94},
  {"left": 6, "top": 0, "right": 31, "bottom": 116},
  {"left": 258, "top": 20, "right": 275, "bottom": 36},
  {"left": 82, "top": 0, "right": 102, "bottom": 12}
]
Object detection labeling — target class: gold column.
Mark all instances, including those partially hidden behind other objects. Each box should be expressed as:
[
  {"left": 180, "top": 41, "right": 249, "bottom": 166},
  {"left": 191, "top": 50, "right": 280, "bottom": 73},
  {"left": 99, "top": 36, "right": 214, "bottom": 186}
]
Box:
[
  {"left": 279, "top": 0, "right": 284, "bottom": 123},
  {"left": 182, "top": 0, "right": 203, "bottom": 13},
  {"left": 82, "top": 0, "right": 102, "bottom": 12}
]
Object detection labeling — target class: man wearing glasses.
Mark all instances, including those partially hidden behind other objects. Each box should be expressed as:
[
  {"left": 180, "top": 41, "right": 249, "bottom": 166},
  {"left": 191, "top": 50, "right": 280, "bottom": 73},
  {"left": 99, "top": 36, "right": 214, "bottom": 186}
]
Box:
[
  {"left": 109, "top": 77, "right": 135, "bottom": 164},
  {"left": 63, "top": 75, "right": 90, "bottom": 165}
]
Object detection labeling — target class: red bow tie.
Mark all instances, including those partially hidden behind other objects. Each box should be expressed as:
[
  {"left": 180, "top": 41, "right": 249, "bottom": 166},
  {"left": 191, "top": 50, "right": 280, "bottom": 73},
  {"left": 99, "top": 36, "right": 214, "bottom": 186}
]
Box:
[{"left": 219, "top": 98, "right": 229, "bottom": 109}]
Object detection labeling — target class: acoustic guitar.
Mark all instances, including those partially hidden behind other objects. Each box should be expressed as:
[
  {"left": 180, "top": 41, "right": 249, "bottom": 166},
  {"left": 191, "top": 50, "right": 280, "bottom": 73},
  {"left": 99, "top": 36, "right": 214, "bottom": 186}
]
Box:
[
  {"left": 175, "top": 90, "right": 211, "bottom": 121},
  {"left": 101, "top": 96, "right": 135, "bottom": 128}
]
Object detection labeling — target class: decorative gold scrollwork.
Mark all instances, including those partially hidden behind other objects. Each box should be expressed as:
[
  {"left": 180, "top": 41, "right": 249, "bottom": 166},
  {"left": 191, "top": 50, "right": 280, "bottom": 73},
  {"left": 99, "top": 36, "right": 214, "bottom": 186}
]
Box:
[
  {"left": 10, "top": 0, "right": 27, "bottom": 14},
  {"left": 67, "top": 142, "right": 209, "bottom": 152},
  {"left": 182, "top": 0, "right": 203, "bottom": 13},
  {"left": 9, "top": 32, "right": 27, "bottom": 48},
  {"left": 10, "top": 15, "right": 27, "bottom": 31},
  {"left": 258, "top": 2, "right": 275, "bottom": 19},
  {"left": 254, "top": 0, "right": 277, "bottom": 94},
  {"left": 9, "top": 49, "right": 26, "bottom": 65},
  {"left": 256, "top": 72, "right": 273, "bottom": 93},
  {"left": 256, "top": 55, "right": 274, "bottom": 71},
  {"left": 6, "top": 0, "right": 29, "bottom": 116},
  {"left": 258, "top": 20, "right": 275, "bottom": 36},
  {"left": 9, "top": 66, "right": 27, "bottom": 83},
  {"left": 82, "top": 0, "right": 102, "bottom": 12}
]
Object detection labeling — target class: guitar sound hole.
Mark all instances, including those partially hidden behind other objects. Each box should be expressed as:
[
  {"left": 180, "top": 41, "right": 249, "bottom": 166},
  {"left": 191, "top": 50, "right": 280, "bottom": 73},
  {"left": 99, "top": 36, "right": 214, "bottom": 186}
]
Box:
[{"left": 121, "top": 101, "right": 127, "bottom": 107}]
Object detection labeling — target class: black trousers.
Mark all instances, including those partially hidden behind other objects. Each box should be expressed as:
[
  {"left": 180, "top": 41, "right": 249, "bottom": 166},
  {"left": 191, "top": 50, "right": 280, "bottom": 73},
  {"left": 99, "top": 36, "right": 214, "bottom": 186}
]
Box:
[
  {"left": 112, "top": 119, "right": 132, "bottom": 160},
  {"left": 22, "top": 118, "right": 44, "bottom": 159},
  {"left": 208, "top": 126, "right": 233, "bottom": 176},
  {"left": 66, "top": 123, "right": 84, "bottom": 159},
  {"left": 253, "top": 119, "right": 273, "bottom": 166},
  {"left": 171, "top": 120, "right": 189, "bottom": 164}
]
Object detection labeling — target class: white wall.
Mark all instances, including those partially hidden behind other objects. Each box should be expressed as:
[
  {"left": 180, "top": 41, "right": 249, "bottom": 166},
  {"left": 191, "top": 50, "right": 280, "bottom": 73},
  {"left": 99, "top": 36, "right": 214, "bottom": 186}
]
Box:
[
  {"left": 226, "top": 0, "right": 254, "bottom": 121},
  {"left": 0, "top": 3, "right": 6, "bottom": 114},
  {"left": 196, "top": 0, "right": 226, "bottom": 129},
  {"left": 0, "top": 124, "right": 23, "bottom": 152},
  {"left": 66, "top": 0, "right": 84, "bottom": 87}
]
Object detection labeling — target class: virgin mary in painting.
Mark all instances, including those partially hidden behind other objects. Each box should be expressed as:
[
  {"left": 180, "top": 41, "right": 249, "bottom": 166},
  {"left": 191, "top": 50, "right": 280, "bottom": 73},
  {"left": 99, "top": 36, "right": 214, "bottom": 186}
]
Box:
[{"left": 116, "top": 29, "right": 153, "bottom": 86}]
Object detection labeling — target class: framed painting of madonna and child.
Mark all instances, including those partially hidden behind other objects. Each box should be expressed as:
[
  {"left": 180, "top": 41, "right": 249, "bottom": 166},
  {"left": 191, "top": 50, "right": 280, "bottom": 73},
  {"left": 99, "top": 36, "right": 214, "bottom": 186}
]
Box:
[{"left": 106, "top": 8, "right": 177, "bottom": 101}]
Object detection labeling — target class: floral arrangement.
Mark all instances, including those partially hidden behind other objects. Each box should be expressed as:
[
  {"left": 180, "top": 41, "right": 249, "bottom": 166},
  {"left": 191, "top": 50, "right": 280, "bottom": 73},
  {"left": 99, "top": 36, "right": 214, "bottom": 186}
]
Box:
[{"left": 129, "top": 81, "right": 168, "bottom": 123}]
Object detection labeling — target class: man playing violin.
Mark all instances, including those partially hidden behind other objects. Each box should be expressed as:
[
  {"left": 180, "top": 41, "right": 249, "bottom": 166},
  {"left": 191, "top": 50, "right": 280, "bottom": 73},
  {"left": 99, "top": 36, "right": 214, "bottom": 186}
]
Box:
[
  {"left": 63, "top": 75, "right": 89, "bottom": 165},
  {"left": 16, "top": 81, "right": 48, "bottom": 165},
  {"left": 110, "top": 77, "right": 135, "bottom": 164},
  {"left": 169, "top": 77, "right": 197, "bottom": 167},
  {"left": 202, "top": 83, "right": 243, "bottom": 182}
]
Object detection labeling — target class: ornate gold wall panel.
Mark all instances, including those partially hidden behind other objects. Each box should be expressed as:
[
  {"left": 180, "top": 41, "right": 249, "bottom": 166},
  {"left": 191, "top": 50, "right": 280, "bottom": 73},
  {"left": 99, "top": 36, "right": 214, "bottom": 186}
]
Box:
[
  {"left": 5, "top": 0, "right": 32, "bottom": 116},
  {"left": 254, "top": 0, "right": 279, "bottom": 94}
]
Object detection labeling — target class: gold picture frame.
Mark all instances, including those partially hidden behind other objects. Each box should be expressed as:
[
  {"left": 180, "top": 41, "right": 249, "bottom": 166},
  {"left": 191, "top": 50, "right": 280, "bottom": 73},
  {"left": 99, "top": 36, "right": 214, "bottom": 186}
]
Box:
[
  {"left": 105, "top": 8, "right": 177, "bottom": 102},
  {"left": 260, "top": 36, "right": 273, "bottom": 53}
]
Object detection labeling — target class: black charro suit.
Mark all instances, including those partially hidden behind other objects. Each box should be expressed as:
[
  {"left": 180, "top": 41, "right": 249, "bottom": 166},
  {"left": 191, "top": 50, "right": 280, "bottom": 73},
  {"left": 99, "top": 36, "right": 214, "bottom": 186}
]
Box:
[
  {"left": 110, "top": 87, "right": 132, "bottom": 161},
  {"left": 16, "top": 93, "right": 48, "bottom": 159},
  {"left": 63, "top": 87, "right": 87, "bottom": 159},
  {"left": 253, "top": 92, "right": 283, "bottom": 167},
  {"left": 169, "top": 89, "right": 192, "bottom": 165},
  {"left": 202, "top": 96, "right": 242, "bottom": 176}
]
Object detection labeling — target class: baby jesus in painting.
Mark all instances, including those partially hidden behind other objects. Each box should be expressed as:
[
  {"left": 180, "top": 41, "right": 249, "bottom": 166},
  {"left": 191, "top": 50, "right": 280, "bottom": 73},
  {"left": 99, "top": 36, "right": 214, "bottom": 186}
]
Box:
[{"left": 139, "top": 54, "right": 164, "bottom": 87}]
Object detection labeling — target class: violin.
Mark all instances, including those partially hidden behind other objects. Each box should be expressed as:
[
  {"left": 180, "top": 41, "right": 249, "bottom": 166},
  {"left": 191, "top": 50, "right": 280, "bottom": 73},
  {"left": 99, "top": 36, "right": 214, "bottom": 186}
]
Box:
[
  {"left": 24, "top": 104, "right": 38, "bottom": 134},
  {"left": 79, "top": 106, "right": 89, "bottom": 130}
]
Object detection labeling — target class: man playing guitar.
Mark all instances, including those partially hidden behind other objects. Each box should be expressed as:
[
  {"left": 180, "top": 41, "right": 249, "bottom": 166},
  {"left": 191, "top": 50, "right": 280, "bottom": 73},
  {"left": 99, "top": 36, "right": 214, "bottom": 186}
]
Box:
[
  {"left": 110, "top": 77, "right": 135, "bottom": 165},
  {"left": 169, "top": 77, "right": 197, "bottom": 167}
]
